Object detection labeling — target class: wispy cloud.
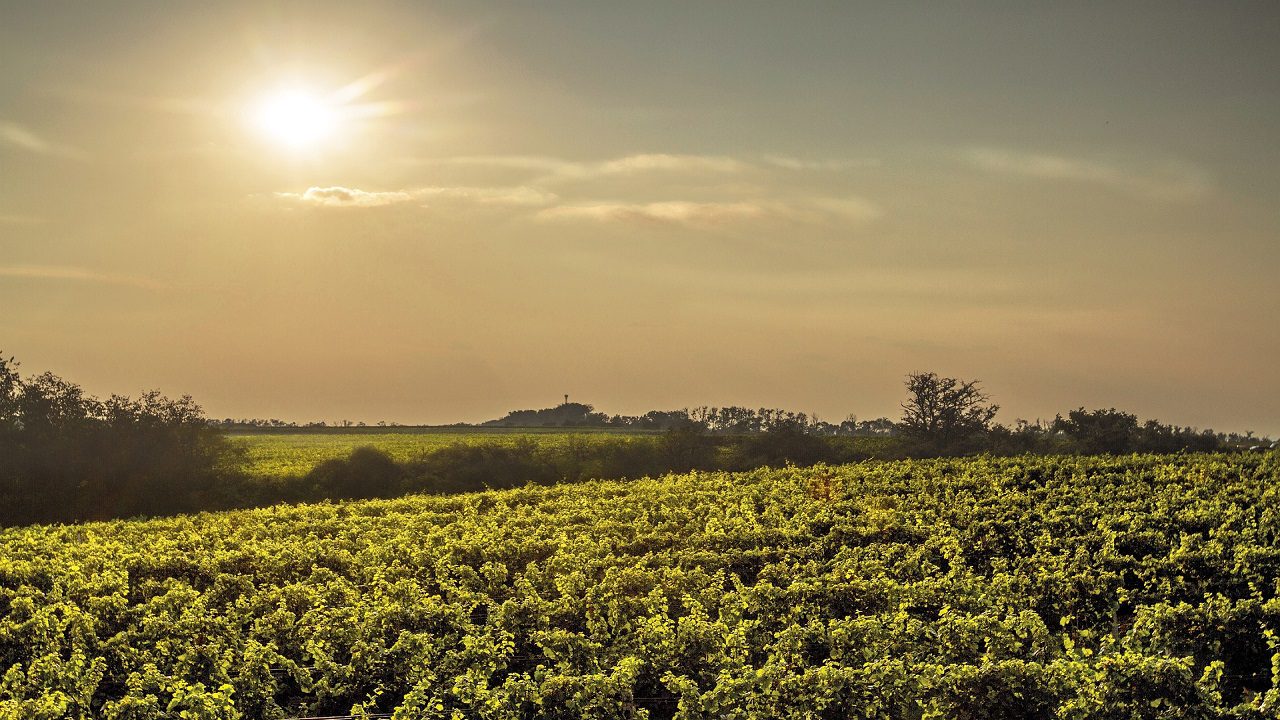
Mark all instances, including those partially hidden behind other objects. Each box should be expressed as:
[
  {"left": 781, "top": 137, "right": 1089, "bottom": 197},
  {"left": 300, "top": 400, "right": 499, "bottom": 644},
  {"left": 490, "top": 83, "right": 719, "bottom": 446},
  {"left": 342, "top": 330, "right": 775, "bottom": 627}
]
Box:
[
  {"left": 963, "top": 147, "right": 1211, "bottom": 201},
  {"left": 799, "top": 197, "right": 885, "bottom": 223},
  {"left": 588, "top": 154, "right": 750, "bottom": 177},
  {"left": 280, "top": 187, "right": 415, "bottom": 208},
  {"left": 415, "top": 186, "right": 558, "bottom": 206},
  {"left": 761, "top": 155, "right": 881, "bottom": 171},
  {"left": 537, "top": 196, "right": 881, "bottom": 228},
  {"left": 0, "top": 264, "right": 165, "bottom": 289},
  {"left": 403, "top": 153, "right": 748, "bottom": 181},
  {"left": 0, "top": 122, "right": 87, "bottom": 160},
  {"left": 403, "top": 152, "right": 872, "bottom": 181},
  {"left": 281, "top": 153, "right": 881, "bottom": 228},
  {"left": 278, "top": 185, "right": 557, "bottom": 208},
  {"left": 538, "top": 200, "right": 767, "bottom": 225}
]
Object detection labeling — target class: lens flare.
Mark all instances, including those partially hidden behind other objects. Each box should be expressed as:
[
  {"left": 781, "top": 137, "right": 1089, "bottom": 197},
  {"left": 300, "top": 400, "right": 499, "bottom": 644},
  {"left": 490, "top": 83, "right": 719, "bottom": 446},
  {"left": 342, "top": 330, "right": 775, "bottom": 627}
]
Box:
[{"left": 250, "top": 90, "right": 341, "bottom": 150}]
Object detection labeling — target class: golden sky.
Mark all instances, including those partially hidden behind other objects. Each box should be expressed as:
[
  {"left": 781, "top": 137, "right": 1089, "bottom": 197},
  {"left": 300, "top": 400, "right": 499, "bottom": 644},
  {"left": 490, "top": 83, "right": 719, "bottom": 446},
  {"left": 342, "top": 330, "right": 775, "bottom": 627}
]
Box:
[{"left": 2, "top": 2, "right": 1278, "bottom": 433}]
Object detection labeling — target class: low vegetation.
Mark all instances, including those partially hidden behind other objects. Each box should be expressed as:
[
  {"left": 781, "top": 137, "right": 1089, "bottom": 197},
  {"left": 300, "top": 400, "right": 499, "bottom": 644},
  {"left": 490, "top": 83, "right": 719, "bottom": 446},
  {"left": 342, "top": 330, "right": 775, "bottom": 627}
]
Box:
[
  {"left": 2, "top": 454, "right": 1278, "bottom": 718},
  {"left": 230, "top": 432, "right": 643, "bottom": 479},
  {"left": 0, "top": 355, "right": 237, "bottom": 525},
  {"left": 0, "top": 354, "right": 1270, "bottom": 526}
]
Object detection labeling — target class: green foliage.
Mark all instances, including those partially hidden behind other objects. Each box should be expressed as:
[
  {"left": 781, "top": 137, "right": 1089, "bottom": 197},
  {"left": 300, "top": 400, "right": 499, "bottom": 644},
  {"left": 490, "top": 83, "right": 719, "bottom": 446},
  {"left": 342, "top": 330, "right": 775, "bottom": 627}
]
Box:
[
  {"left": 226, "top": 429, "right": 877, "bottom": 511},
  {"left": 0, "top": 355, "right": 237, "bottom": 525},
  {"left": 899, "top": 372, "right": 1000, "bottom": 450},
  {"left": 231, "top": 431, "right": 638, "bottom": 479},
  {"left": 5, "top": 353, "right": 1258, "bottom": 527},
  {"left": 306, "top": 446, "right": 405, "bottom": 500},
  {"left": 1055, "top": 408, "right": 1141, "bottom": 455},
  {"left": 1, "top": 453, "right": 1278, "bottom": 717}
]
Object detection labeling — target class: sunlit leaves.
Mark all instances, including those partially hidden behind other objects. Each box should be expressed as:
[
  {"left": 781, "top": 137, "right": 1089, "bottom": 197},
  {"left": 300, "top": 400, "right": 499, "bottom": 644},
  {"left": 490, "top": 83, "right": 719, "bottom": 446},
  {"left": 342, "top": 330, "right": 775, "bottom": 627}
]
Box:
[{"left": 0, "top": 453, "right": 1278, "bottom": 717}]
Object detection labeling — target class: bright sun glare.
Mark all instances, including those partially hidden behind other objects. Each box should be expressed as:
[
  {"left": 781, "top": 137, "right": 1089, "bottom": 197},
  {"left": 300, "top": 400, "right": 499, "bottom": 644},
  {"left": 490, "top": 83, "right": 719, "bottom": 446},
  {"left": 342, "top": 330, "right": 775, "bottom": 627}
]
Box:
[{"left": 250, "top": 90, "right": 341, "bottom": 150}]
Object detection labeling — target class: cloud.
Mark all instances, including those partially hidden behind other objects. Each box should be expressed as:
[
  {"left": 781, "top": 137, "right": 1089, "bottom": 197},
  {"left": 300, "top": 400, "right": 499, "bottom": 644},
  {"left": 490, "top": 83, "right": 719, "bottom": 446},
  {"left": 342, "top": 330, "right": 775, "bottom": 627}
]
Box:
[
  {"left": 278, "top": 185, "right": 557, "bottom": 208},
  {"left": 963, "top": 147, "right": 1211, "bottom": 201},
  {"left": 797, "top": 197, "right": 884, "bottom": 223},
  {"left": 537, "top": 196, "right": 881, "bottom": 228},
  {"left": 283, "top": 187, "right": 415, "bottom": 208},
  {"left": 590, "top": 154, "right": 750, "bottom": 176},
  {"left": 414, "top": 186, "right": 558, "bottom": 206},
  {"left": 0, "top": 122, "right": 87, "bottom": 160},
  {"left": 0, "top": 264, "right": 165, "bottom": 289},
  {"left": 761, "top": 155, "right": 881, "bottom": 171},
  {"left": 278, "top": 154, "right": 880, "bottom": 227},
  {"left": 405, "top": 152, "right": 874, "bottom": 181},
  {"left": 404, "top": 153, "right": 751, "bottom": 181},
  {"left": 538, "top": 201, "right": 768, "bottom": 225}
]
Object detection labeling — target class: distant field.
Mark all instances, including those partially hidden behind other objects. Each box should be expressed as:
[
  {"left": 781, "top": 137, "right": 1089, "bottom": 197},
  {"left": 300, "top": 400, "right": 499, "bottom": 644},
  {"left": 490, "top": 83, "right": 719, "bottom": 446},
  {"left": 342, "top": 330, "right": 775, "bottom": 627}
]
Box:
[{"left": 229, "top": 429, "right": 656, "bottom": 477}]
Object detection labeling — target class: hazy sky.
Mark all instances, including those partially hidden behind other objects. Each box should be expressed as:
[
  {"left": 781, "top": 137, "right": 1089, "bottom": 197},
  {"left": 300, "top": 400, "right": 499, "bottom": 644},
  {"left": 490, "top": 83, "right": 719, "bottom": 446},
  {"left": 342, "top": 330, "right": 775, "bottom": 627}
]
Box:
[{"left": 2, "top": 1, "right": 1278, "bottom": 433}]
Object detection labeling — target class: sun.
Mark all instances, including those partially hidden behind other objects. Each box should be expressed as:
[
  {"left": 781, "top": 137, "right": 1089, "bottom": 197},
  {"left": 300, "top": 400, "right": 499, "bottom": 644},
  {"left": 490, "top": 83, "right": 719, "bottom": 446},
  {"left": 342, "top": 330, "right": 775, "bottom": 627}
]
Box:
[
  {"left": 242, "top": 67, "right": 411, "bottom": 154},
  {"left": 249, "top": 89, "right": 342, "bottom": 151}
]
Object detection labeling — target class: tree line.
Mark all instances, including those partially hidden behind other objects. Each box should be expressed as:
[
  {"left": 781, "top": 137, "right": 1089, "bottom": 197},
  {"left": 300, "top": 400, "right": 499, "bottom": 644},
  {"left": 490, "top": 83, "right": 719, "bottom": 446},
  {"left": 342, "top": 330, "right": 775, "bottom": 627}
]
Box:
[
  {"left": 490, "top": 372, "right": 1271, "bottom": 455},
  {"left": 1, "top": 353, "right": 1273, "bottom": 526},
  {"left": 222, "top": 379, "right": 1270, "bottom": 453},
  {"left": 0, "top": 354, "right": 235, "bottom": 525}
]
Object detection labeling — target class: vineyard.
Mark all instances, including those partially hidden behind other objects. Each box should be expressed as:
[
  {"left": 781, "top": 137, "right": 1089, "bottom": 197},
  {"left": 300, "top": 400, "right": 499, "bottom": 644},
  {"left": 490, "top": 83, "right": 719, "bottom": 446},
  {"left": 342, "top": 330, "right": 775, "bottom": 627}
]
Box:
[
  {"left": 230, "top": 431, "right": 652, "bottom": 478},
  {"left": 2, "top": 453, "right": 1279, "bottom": 719}
]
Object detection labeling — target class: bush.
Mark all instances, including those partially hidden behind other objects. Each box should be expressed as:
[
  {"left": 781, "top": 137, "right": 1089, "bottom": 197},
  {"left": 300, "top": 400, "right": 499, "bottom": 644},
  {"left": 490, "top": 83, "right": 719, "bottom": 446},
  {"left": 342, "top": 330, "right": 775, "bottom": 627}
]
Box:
[
  {"left": 405, "top": 440, "right": 557, "bottom": 493},
  {"left": 725, "top": 422, "right": 838, "bottom": 469},
  {"left": 304, "top": 446, "right": 403, "bottom": 500},
  {"left": 1055, "top": 408, "right": 1140, "bottom": 455},
  {"left": 0, "top": 354, "right": 240, "bottom": 525}
]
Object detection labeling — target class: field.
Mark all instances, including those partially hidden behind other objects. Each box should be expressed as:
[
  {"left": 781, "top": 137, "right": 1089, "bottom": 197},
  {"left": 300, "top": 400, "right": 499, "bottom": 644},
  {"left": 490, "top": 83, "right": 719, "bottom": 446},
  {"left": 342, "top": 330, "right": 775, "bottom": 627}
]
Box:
[
  {"left": 2, "top": 453, "right": 1278, "bottom": 719},
  {"left": 230, "top": 429, "right": 656, "bottom": 478}
]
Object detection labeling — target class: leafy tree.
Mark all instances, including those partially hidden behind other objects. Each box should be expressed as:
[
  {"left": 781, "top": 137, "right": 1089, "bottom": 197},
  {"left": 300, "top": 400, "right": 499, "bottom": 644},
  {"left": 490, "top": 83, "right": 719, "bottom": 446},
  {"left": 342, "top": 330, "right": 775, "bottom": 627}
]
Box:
[
  {"left": 1055, "top": 408, "right": 1140, "bottom": 454},
  {"left": 1136, "top": 419, "right": 1220, "bottom": 453},
  {"left": 0, "top": 353, "right": 19, "bottom": 431},
  {"left": 899, "top": 372, "right": 999, "bottom": 446},
  {"left": 483, "top": 402, "right": 609, "bottom": 427},
  {"left": 0, "top": 354, "right": 239, "bottom": 525},
  {"left": 659, "top": 419, "right": 717, "bottom": 471},
  {"left": 728, "top": 419, "right": 834, "bottom": 469}
]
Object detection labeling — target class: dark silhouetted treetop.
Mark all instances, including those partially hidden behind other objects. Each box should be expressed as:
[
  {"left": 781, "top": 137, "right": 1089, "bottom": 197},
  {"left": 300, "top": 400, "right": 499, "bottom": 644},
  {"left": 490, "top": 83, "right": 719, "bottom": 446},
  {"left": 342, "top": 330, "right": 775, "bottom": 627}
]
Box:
[{"left": 899, "top": 372, "right": 1000, "bottom": 444}]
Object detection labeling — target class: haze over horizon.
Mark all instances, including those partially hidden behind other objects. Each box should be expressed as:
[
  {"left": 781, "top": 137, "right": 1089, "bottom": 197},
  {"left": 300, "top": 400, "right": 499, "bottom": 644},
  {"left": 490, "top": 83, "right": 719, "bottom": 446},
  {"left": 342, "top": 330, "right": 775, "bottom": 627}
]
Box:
[{"left": 2, "top": 2, "right": 1278, "bottom": 435}]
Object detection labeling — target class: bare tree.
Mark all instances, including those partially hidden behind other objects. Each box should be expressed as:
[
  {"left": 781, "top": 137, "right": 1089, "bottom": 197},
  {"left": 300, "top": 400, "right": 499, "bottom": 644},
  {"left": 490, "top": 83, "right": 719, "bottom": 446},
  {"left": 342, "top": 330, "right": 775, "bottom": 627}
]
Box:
[{"left": 900, "top": 372, "right": 999, "bottom": 444}]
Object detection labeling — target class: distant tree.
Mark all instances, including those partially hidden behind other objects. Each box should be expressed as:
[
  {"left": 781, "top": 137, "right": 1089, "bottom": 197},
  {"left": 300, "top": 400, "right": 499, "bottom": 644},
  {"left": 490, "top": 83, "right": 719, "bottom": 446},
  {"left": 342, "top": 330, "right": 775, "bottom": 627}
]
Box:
[
  {"left": 0, "top": 353, "right": 20, "bottom": 433},
  {"left": 682, "top": 406, "right": 816, "bottom": 435},
  {"left": 655, "top": 419, "right": 714, "bottom": 470},
  {"left": 627, "top": 409, "right": 692, "bottom": 431},
  {"left": 856, "top": 417, "right": 899, "bottom": 436},
  {"left": 1054, "top": 408, "right": 1139, "bottom": 454},
  {"left": 483, "top": 402, "right": 609, "bottom": 428},
  {"left": 1141, "top": 420, "right": 1220, "bottom": 453},
  {"left": 0, "top": 355, "right": 22, "bottom": 505},
  {"left": 985, "top": 418, "right": 1058, "bottom": 454},
  {"left": 729, "top": 417, "right": 833, "bottom": 468},
  {"left": 0, "top": 354, "right": 239, "bottom": 525},
  {"left": 899, "top": 372, "right": 999, "bottom": 446}
]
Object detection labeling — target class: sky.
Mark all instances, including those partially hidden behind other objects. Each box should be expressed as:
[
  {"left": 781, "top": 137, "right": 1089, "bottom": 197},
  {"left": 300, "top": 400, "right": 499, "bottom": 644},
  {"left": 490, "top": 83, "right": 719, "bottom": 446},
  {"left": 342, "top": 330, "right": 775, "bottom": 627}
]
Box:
[{"left": 1, "top": 1, "right": 1278, "bottom": 434}]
